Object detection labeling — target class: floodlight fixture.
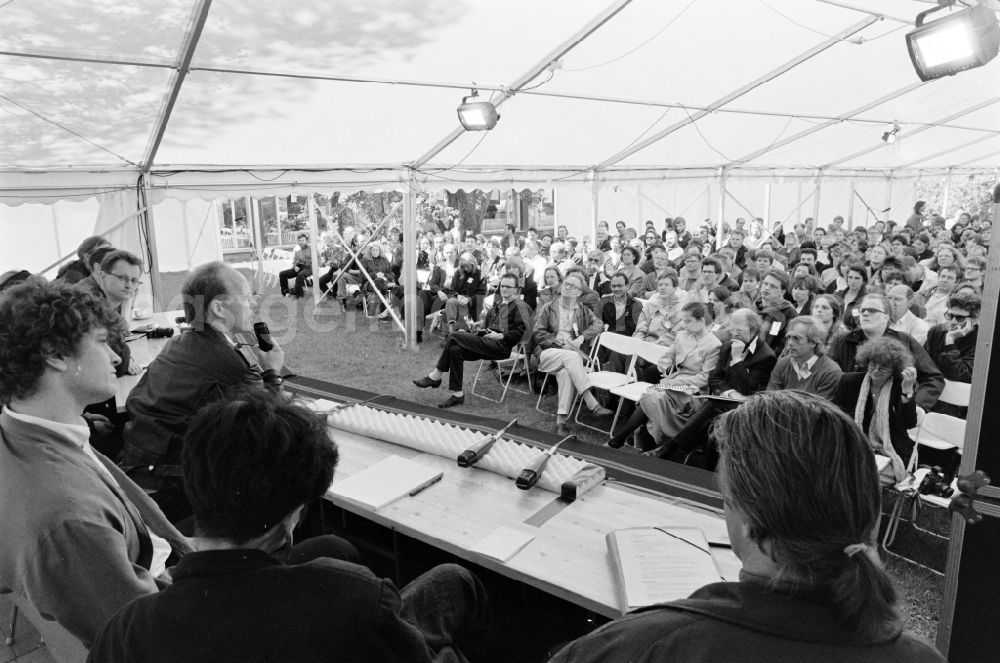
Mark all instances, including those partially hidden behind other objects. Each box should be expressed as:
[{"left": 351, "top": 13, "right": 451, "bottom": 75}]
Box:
[
  {"left": 457, "top": 89, "right": 500, "bottom": 131},
  {"left": 906, "top": 1, "right": 1000, "bottom": 81},
  {"left": 882, "top": 123, "right": 901, "bottom": 144}
]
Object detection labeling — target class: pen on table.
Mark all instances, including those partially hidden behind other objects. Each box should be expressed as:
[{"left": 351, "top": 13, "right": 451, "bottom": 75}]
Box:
[{"left": 408, "top": 474, "right": 443, "bottom": 497}]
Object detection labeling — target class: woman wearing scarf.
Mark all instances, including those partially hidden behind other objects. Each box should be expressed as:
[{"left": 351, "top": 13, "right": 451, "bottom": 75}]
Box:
[{"left": 833, "top": 337, "right": 918, "bottom": 486}]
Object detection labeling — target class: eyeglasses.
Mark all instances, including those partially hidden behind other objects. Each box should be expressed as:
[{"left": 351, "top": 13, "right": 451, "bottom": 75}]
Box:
[
  {"left": 867, "top": 363, "right": 892, "bottom": 375},
  {"left": 858, "top": 307, "right": 885, "bottom": 316},
  {"left": 944, "top": 311, "right": 970, "bottom": 323},
  {"left": 108, "top": 273, "right": 143, "bottom": 287},
  {"left": 561, "top": 283, "right": 582, "bottom": 292}
]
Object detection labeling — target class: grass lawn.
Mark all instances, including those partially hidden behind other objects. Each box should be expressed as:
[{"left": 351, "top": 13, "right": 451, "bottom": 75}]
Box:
[{"left": 159, "top": 269, "right": 949, "bottom": 641}]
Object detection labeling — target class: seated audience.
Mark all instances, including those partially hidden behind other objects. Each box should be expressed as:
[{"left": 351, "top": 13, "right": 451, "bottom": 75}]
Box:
[
  {"left": 88, "top": 391, "right": 487, "bottom": 663},
  {"left": 360, "top": 242, "right": 395, "bottom": 317},
  {"left": 413, "top": 273, "right": 527, "bottom": 409},
  {"left": 551, "top": 391, "right": 946, "bottom": 663},
  {"left": 122, "top": 262, "right": 286, "bottom": 522},
  {"left": 530, "top": 271, "right": 611, "bottom": 435},
  {"left": 918, "top": 264, "right": 959, "bottom": 326},
  {"left": 0, "top": 283, "right": 190, "bottom": 649},
  {"left": 537, "top": 265, "right": 563, "bottom": 309},
  {"left": 55, "top": 235, "right": 111, "bottom": 285},
  {"left": 789, "top": 274, "right": 819, "bottom": 316},
  {"left": 828, "top": 294, "right": 943, "bottom": 411},
  {"left": 583, "top": 249, "right": 612, "bottom": 297},
  {"left": 924, "top": 291, "right": 980, "bottom": 418},
  {"left": 624, "top": 309, "right": 775, "bottom": 466},
  {"left": 278, "top": 233, "right": 313, "bottom": 298},
  {"left": 765, "top": 316, "right": 842, "bottom": 400},
  {"left": 608, "top": 302, "right": 721, "bottom": 451},
  {"left": 834, "top": 260, "right": 868, "bottom": 328}
]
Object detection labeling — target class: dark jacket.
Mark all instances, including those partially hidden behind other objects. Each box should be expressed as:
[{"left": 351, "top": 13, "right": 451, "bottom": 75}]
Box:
[
  {"left": 827, "top": 328, "right": 943, "bottom": 411},
  {"left": 520, "top": 275, "right": 539, "bottom": 312},
  {"left": 924, "top": 324, "right": 976, "bottom": 383},
  {"left": 757, "top": 298, "right": 798, "bottom": 356},
  {"left": 834, "top": 373, "right": 918, "bottom": 462},
  {"left": 480, "top": 295, "right": 528, "bottom": 348},
  {"left": 585, "top": 271, "right": 612, "bottom": 298},
  {"left": 708, "top": 339, "right": 777, "bottom": 396},
  {"left": 549, "top": 575, "right": 944, "bottom": 663},
  {"left": 599, "top": 295, "right": 643, "bottom": 337},
  {"left": 122, "top": 328, "right": 270, "bottom": 468},
  {"left": 442, "top": 266, "right": 485, "bottom": 299},
  {"left": 87, "top": 550, "right": 438, "bottom": 663}
]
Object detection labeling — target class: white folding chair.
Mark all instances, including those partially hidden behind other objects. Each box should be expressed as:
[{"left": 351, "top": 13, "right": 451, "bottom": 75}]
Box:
[
  {"left": 535, "top": 336, "right": 602, "bottom": 416},
  {"left": 939, "top": 379, "right": 971, "bottom": 408},
  {"left": 606, "top": 338, "right": 671, "bottom": 439},
  {"left": 571, "top": 332, "right": 645, "bottom": 434},
  {"left": 881, "top": 412, "right": 965, "bottom": 573}
]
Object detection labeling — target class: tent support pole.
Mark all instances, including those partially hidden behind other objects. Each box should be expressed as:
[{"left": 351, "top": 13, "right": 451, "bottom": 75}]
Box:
[
  {"left": 308, "top": 194, "right": 321, "bottom": 305},
  {"left": 764, "top": 181, "right": 772, "bottom": 228},
  {"left": 403, "top": 171, "right": 418, "bottom": 350},
  {"left": 847, "top": 181, "right": 856, "bottom": 229},
  {"left": 883, "top": 173, "right": 893, "bottom": 227},
  {"left": 591, "top": 171, "right": 600, "bottom": 243},
  {"left": 139, "top": 175, "right": 164, "bottom": 311},
  {"left": 812, "top": 170, "right": 823, "bottom": 230},
  {"left": 716, "top": 168, "right": 727, "bottom": 250},
  {"left": 942, "top": 168, "right": 952, "bottom": 218}
]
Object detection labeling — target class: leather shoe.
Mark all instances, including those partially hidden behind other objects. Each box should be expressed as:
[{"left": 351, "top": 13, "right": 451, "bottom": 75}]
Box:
[
  {"left": 438, "top": 394, "right": 464, "bottom": 409},
  {"left": 555, "top": 422, "right": 571, "bottom": 436},
  {"left": 589, "top": 405, "right": 614, "bottom": 417},
  {"left": 413, "top": 376, "right": 442, "bottom": 389}
]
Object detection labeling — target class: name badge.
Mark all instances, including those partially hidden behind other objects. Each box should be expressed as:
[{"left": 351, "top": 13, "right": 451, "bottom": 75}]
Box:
[{"left": 769, "top": 321, "right": 782, "bottom": 336}]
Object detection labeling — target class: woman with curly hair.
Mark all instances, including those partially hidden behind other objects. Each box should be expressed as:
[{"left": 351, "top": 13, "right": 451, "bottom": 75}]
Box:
[
  {"left": 833, "top": 336, "right": 922, "bottom": 486},
  {"left": 618, "top": 245, "right": 645, "bottom": 296}
]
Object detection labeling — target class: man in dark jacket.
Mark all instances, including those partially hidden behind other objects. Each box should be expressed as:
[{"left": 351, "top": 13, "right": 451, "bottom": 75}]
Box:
[
  {"left": 414, "top": 273, "right": 526, "bottom": 409},
  {"left": 924, "top": 291, "right": 979, "bottom": 417},
  {"left": 89, "top": 392, "right": 487, "bottom": 663},
  {"left": 122, "top": 262, "right": 286, "bottom": 522},
  {"left": 757, "top": 269, "right": 798, "bottom": 356}
]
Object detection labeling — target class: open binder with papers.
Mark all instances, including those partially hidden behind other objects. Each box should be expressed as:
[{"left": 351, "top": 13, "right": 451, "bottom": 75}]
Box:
[{"left": 607, "top": 526, "right": 724, "bottom": 615}]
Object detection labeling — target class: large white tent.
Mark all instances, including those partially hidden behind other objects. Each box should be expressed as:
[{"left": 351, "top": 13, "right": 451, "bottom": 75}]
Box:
[{"left": 2, "top": 0, "right": 999, "bottom": 295}]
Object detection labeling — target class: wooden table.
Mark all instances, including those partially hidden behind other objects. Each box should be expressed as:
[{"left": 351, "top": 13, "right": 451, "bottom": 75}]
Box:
[
  {"left": 116, "top": 310, "right": 184, "bottom": 410},
  {"left": 324, "top": 425, "right": 740, "bottom": 619}
]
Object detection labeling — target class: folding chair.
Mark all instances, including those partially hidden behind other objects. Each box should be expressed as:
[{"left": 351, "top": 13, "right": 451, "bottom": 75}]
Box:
[
  {"left": 470, "top": 301, "right": 534, "bottom": 403},
  {"left": 939, "top": 379, "right": 971, "bottom": 408},
  {"left": 607, "top": 338, "right": 670, "bottom": 439},
  {"left": 881, "top": 411, "right": 966, "bottom": 573},
  {"left": 569, "top": 333, "right": 643, "bottom": 434},
  {"left": 535, "top": 345, "right": 598, "bottom": 416}
]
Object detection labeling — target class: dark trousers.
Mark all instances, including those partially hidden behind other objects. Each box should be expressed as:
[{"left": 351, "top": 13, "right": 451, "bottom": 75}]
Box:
[
  {"left": 436, "top": 331, "right": 510, "bottom": 392},
  {"left": 666, "top": 399, "right": 742, "bottom": 469},
  {"left": 318, "top": 266, "right": 336, "bottom": 293},
  {"left": 279, "top": 266, "right": 312, "bottom": 295}
]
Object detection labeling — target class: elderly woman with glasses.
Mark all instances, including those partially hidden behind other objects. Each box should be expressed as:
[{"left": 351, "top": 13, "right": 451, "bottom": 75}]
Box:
[{"left": 828, "top": 294, "right": 943, "bottom": 411}]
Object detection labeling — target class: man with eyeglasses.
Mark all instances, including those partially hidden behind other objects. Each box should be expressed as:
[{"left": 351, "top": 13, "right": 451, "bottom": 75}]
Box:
[
  {"left": 531, "top": 272, "right": 610, "bottom": 435},
  {"left": 77, "top": 249, "right": 145, "bottom": 379},
  {"left": 765, "top": 316, "right": 842, "bottom": 400},
  {"left": 828, "top": 294, "right": 943, "bottom": 410},
  {"left": 413, "top": 273, "right": 526, "bottom": 409},
  {"left": 584, "top": 249, "right": 612, "bottom": 298},
  {"left": 924, "top": 291, "right": 980, "bottom": 416},
  {"left": 122, "top": 262, "right": 286, "bottom": 522}
]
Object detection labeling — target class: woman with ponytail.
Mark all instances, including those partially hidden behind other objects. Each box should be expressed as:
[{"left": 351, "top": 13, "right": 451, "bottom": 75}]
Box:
[{"left": 550, "top": 390, "right": 945, "bottom": 663}]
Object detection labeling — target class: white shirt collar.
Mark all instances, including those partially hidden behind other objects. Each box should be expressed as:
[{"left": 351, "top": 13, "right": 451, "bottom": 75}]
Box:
[{"left": 3, "top": 406, "right": 89, "bottom": 449}]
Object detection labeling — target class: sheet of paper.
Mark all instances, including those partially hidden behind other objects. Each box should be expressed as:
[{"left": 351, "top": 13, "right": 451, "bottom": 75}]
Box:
[
  {"left": 328, "top": 455, "right": 443, "bottom": 511},
  {"left": 609, "top": 527, "right": 723, "bottom": 613},
  {"left": 874, "top": 454, "right": 891, "bottom": 471},
  {"left": 470, "top": 527, "right": 535, "bottom": 563}
]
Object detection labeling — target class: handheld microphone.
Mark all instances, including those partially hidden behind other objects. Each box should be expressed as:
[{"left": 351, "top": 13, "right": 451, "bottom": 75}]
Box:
[{"left": 253, "top": 322, "right": 274, "bottom": 352}]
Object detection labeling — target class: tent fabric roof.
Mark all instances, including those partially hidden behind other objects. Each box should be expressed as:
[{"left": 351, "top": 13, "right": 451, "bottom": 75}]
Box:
[{"left": 2, "top": 0, "right": 999, "bottom": 180}]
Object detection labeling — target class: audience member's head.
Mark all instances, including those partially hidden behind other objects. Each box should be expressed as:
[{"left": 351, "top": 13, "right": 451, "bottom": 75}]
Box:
[
  {"left": 75, "top": 235, "right": 112, "bottom": 267},
  {"left": 0, "top": 283, "right": 121, "bottom": 406},
  {"left": 855, "top": 336, "right": 912, "bottom": 382},
  {"left": 784, "top": 316, "right": 826, "bottom": 358},
  {"left": 182, "top": 390, "right": 338, "bottom": 548},
  {"left": 98, "top": 250, "right": 144, "bottom": 304},
  {"left": 946, "top": 290, "right": 982, "bottom": 330},
  {"left": 181, "top": 262, "right": 253, "bottom": 331},
  {"left": 712, "top": 390, "right": 901, "bottom": 639}
]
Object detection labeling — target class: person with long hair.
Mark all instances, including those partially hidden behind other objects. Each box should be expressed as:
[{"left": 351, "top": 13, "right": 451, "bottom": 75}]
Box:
[
  {"left": 810, "top": 293, "right": 846, "bottom": 351},
  {"left": 554, "top": 391, "right": 946, "bottom": 663},
  {"left": 835, "top": 260, "right": 868, "bottom": 328}
]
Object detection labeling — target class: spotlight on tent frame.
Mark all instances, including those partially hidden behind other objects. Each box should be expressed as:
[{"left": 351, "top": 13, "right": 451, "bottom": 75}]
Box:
[
  {"left": 457, "top": 89, "right": 500, "bottom": 131},
  {"left": 905, "top": 1, "right": 1000, "bottom": 82},
  {"left": 882, "top": 123, "right": 901, "bottom": 144}
]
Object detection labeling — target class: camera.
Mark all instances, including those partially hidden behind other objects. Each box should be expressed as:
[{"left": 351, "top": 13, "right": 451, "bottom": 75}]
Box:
[
  {"left": 146, "top": 327, "right": 174, "bottom": 339},
  {"left": 917, "top": 466, "right": 954, "bottom": 499}
]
